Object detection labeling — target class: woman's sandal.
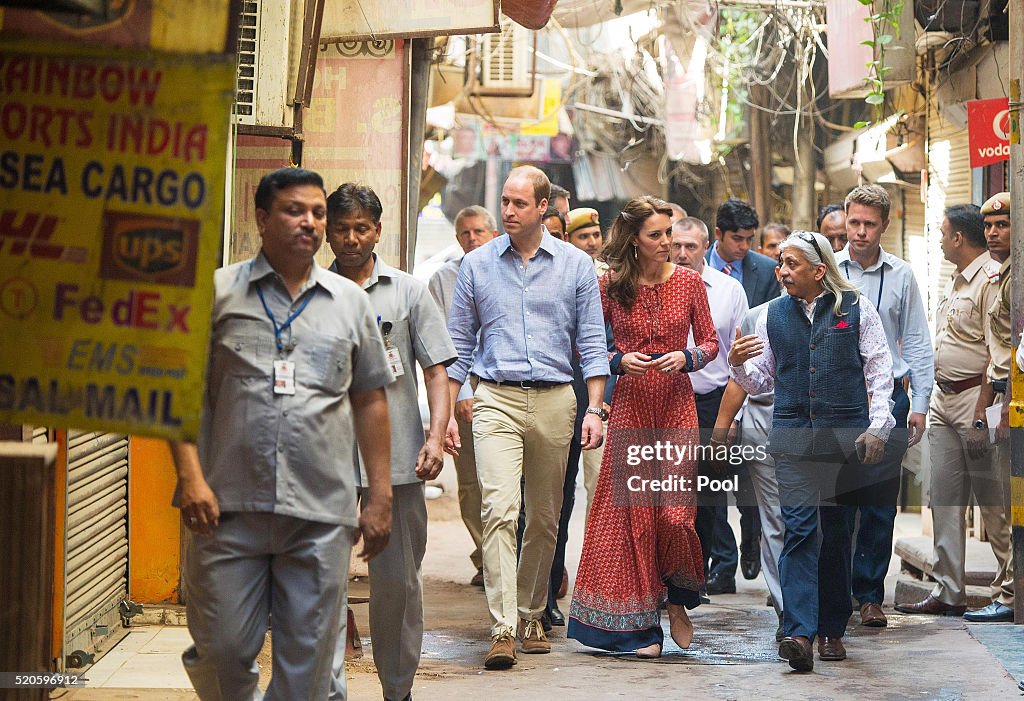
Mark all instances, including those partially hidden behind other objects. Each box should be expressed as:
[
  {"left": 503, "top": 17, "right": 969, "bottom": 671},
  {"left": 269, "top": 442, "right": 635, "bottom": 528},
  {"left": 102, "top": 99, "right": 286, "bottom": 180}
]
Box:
[
  {"left": 667, "top": 603, "right": 694, "bottom": 649},
  {"left": 635, "top": 643, "right": 662, "bottom": 659}
]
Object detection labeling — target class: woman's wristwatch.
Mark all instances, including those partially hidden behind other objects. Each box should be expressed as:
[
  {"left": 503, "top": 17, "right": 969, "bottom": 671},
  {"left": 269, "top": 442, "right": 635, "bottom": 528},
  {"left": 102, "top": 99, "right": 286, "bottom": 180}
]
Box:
[{"left": 586, "top": 406, "right": 609, "bottom": 421}]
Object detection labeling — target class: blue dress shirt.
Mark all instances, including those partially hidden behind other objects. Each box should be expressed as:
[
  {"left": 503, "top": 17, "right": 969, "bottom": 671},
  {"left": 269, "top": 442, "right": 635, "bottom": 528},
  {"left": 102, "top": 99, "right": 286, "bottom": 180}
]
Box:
[
  {"left": 709, "top": 242, "right": 744, "bottom": 285},
  {"left": 446, "top": 233, "right": 610, "bottom": 384}
]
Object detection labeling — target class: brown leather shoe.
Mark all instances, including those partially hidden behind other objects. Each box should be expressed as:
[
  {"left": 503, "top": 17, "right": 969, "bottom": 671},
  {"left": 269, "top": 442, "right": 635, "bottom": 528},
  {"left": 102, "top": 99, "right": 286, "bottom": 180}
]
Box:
[
  {"left": 778, "top": 635, "right": 814, "bottom": 672},
  {"left": 894, "top": 595, "right": 966, "bottom": 616},
  {"left": 519, "top": 618, "right": 551, "bottom": 654},
  {"left": 860, "top": 602, "right": 888, "bottom": 627},
  {"left": 817, "top": 636, "right": 847, "bottom": 661},
  {"left": 484, "top": 632, "right": 516, "bottom": 670},
  {"left": 557, "top": 567, "right": 569, "bottom": 599}
]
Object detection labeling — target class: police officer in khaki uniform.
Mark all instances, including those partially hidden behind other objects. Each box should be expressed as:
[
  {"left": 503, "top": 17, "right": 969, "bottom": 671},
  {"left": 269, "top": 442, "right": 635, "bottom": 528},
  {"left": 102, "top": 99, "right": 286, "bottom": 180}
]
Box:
[
  {"left": 962, "top": 191, "right": 1015, "bottom": 622},
  {"left": 896, "top": 203, "right": 1011, "bottom": 617}
]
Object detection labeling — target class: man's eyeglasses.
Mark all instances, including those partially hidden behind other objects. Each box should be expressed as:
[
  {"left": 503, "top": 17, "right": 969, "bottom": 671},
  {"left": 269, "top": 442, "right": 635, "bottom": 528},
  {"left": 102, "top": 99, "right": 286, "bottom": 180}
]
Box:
[{"left": 793, "top": 231, "right": 826, "bottom": 263}]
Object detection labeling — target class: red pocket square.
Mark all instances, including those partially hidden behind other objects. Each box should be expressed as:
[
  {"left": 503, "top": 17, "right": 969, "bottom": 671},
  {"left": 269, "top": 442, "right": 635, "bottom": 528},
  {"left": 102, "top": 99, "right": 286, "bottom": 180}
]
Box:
[{"left": 832, "top": 320, "right": 850, "bottom": 329}]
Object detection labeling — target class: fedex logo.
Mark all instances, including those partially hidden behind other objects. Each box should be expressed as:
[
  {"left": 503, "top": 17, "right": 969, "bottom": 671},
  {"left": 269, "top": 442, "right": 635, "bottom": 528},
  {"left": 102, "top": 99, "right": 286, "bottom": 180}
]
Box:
[{"left": 0, "top": 210, "right": 87, "bottom": 262}]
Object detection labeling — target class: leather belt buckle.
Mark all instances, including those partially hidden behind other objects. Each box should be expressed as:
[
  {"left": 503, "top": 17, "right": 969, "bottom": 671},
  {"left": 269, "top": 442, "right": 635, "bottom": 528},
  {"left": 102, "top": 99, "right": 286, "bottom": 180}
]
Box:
[{"left": 936, "top": 381, "right": 953, "bottom": 394}]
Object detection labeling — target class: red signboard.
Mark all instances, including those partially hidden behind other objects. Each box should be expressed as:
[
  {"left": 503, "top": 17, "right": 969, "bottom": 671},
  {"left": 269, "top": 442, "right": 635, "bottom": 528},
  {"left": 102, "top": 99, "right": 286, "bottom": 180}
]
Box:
[{"left": 968, "top": 98, "right": 1011, "bottom": 169}]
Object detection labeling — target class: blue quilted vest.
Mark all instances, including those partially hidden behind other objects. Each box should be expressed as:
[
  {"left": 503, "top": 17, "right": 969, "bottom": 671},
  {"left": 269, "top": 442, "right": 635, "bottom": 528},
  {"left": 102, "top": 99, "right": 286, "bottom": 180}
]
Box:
[{"left": 766, "top": 290, "right": 869, "bottom": 458}]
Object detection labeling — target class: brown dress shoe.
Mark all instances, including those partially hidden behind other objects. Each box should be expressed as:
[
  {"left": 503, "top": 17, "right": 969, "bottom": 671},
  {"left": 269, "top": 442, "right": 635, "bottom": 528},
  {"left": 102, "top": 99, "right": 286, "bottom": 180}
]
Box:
[
  {"left": 519, "top": 618, "right": 551, "bottom": 654},
  {"left": 860, "top": 602, "right": 888, "bottom": 627},
  {"left": 778, "top": 636, "right": 814, "bottom": 672},
  {"left": 894, "top": 595, "right": 966, "bottom": 616},
  {"left": 484, "top": 632, "right": 516, "bottom": 670},
  {"left": 817, "top": 636, "right": 847, "bottom": 661}
]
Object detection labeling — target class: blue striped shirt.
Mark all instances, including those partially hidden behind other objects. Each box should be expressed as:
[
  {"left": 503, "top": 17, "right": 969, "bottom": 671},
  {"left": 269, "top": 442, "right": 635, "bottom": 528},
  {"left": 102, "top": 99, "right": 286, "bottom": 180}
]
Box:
[{"left": 446, "top": 233, "right": 610, "bottom": 384}]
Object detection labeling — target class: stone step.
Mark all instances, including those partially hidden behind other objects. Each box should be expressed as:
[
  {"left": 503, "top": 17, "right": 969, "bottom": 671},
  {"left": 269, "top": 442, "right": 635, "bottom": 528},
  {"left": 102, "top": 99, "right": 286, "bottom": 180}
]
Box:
[
  {"left": 894, "top": 535, "right": 996, "bottom": 586},
  {"left": 894, "top": 573, "right": 992, "bottom": 610}
]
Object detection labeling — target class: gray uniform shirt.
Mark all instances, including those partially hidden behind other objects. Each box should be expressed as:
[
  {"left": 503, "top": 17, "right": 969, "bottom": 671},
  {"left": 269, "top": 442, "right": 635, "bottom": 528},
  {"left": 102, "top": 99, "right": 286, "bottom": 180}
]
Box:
[
  {"left": 333, "top": 255, "right": 457, "bottom": 486},
  {"left": 428, "top": 257, "right": 474, "bottom": 403},
  {"left": 180, "top": 253, "right": 393, "bottom": 527},
  {"left": 738, "top": 302, "right": 774, "bottom": 463}
]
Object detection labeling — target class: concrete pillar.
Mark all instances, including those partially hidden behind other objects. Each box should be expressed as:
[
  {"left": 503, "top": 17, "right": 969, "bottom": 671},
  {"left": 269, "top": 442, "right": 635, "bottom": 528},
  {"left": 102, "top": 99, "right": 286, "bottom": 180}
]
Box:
[{"left": 1007, "top": 0, "right": 1024, "bottom": 626}]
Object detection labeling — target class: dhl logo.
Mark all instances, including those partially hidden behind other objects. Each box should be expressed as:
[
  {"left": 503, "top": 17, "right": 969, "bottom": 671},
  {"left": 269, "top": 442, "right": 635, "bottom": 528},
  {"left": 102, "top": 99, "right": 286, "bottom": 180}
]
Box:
[{"left": 0, "top": 210, "right": 87, "bottom": 262}]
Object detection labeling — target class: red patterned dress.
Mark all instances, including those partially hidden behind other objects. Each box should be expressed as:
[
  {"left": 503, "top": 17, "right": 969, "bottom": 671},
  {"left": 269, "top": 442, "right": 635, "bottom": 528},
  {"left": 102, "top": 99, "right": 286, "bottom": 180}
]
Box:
[{"left": 568, "top": 264, "right": 718, "bottom": 651}]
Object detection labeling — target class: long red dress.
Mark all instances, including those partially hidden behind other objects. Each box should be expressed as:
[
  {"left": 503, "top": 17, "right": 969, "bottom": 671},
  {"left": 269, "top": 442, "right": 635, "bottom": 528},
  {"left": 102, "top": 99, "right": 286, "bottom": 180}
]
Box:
[{"left": 568, "top": 265, "right": 718, "bottom": 651}]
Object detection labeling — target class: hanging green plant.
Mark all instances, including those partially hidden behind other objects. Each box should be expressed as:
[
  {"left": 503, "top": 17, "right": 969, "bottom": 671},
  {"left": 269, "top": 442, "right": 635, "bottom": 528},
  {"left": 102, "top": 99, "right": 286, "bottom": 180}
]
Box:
[{"left": 853, "top": 0, "right": 903, "bottom": 129}]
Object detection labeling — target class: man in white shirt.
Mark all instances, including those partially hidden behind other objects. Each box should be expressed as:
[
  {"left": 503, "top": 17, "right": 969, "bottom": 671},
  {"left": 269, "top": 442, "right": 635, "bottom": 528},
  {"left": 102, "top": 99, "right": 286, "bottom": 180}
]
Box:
[
  {"left": 834, "top": 185, "right": 933, "bottom": 628},
  {"left": 671, "top": 217, "right": 750, "bottom": 594}
]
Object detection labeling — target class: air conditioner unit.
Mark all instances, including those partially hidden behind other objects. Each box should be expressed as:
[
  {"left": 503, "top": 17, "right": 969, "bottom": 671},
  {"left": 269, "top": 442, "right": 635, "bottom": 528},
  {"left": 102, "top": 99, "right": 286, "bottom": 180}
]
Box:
[
  {"left": 471, "top": 16, "right": 536, "bottom": 97},
  {"left": 234, "top": 0, "right": 309, "bottom": 132}
]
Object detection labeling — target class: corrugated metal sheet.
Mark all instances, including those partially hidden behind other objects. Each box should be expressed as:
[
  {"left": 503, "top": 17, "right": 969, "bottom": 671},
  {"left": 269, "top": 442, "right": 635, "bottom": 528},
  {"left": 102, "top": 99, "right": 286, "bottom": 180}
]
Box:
[
  {"left": 925, "top": 109, "right": 972, "bottom": 320},
  {"left": 62, "top": 430, "right": 129, "bottom": 668}
]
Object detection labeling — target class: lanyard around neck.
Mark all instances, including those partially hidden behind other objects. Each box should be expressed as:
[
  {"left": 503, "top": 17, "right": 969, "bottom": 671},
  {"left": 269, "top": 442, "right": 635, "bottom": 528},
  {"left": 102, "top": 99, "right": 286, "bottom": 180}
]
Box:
[
  {"left": 255, "top": 282, "right": 315, "bottom": 355},
  {"left": 843, "top": 260, "right": 883, "bottom": 310}
]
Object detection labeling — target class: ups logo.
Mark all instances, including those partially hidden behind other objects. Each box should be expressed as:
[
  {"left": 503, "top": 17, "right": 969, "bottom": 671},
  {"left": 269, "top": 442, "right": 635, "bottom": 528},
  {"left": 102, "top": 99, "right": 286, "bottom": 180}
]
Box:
[
  {"left": 115, "top": 227, "right": 183, "bottom": 273},
  {"left": 100, "top": 212, "right": 198, "bottom": 287}
]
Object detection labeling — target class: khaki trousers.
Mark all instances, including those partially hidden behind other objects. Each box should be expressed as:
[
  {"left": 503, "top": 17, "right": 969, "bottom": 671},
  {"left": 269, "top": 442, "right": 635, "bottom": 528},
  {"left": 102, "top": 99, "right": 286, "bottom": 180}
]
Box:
[
  {"left": 928, "top": 387, "right": 1014, "bottom": 606},
  {"left": 582, "top": 420, "right": 606, "bottom": 519},
  {"left": 454, "top": 415, "right": 484, "bottom": 571},
  {"left": 473, "top": 381, "right": 575, "bottom": 637}
]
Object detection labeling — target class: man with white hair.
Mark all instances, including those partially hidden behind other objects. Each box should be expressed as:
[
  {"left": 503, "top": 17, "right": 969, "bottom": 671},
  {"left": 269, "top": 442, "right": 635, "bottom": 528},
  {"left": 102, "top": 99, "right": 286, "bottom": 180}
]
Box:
[
  {"left": 429, "top": 205, "right": 498, "bottom": 587},
  {"left": 729, "top": 231, "right": 894, "bottom": 672}
]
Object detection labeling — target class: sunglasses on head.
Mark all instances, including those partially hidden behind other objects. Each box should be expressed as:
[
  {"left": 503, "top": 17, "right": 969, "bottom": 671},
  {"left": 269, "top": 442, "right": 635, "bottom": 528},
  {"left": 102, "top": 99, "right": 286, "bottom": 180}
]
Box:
[{"left": 793, "top": 231, "right": 825, "bottom": 262}]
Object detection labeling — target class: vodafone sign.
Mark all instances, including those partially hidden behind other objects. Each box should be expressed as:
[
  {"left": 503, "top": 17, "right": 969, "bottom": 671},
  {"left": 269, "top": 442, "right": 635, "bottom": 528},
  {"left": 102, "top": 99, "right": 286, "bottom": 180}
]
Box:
[{"left": 967, "top": 98, "right": 1011, "bottom": 169}]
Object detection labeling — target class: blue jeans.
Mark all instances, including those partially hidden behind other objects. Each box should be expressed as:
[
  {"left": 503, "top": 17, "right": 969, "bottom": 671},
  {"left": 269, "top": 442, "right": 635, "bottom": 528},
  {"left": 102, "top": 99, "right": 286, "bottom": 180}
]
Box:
[
  {"left": 844, "top": 381, "right": 910, "bottom": 606},
  {"left": 775, "top": 456, "right": 852, "bottom": 640}
]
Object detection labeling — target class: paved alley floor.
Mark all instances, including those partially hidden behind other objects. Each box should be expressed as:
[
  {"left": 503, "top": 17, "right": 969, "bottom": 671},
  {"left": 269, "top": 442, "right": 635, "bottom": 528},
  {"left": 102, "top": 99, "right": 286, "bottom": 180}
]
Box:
[{"left": 63, "top": 481, "right": 1022, "bottom": 701}]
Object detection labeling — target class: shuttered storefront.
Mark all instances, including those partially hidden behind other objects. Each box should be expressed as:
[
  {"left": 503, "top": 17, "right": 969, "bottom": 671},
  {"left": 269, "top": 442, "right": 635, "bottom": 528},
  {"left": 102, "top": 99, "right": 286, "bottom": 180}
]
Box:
[
  {"left": 61, "top": 430, "right": 129, "bottom": 668},
  {"left": 925, "top": 109, "right": 972, "bottom": 320}
]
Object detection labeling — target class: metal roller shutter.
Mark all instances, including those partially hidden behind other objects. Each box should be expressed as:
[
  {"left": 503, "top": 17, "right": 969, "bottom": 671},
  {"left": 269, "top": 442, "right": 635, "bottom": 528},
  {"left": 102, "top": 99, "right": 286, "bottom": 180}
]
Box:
[
  {"left": 926, "top": 108, "right": 972, "bottom": 320},
  {"left": 62, "top": 430, "right": 129, "bottom": 669}
]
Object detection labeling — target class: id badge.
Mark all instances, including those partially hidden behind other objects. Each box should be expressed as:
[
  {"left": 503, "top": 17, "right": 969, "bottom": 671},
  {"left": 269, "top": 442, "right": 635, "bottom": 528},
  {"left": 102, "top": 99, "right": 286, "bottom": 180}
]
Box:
[
  {"left": 274, "top": 359, "right": 296, "bottom": 395},
  {"left": 385, "top": 346, "right": 405, "bottom": 378}
]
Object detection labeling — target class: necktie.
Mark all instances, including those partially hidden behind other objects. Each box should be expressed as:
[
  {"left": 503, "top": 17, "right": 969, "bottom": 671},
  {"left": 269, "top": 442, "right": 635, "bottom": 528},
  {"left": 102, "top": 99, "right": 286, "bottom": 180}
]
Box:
[{"left": 721, "top": 263, "right": 734, "bottom": 276}]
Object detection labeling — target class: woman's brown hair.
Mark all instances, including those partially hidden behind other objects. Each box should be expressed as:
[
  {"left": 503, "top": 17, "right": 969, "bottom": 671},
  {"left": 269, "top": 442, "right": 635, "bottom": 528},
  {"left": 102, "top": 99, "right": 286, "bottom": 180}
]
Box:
[{"left": 599, "top": 195, "right": 674, "bottom": 310}]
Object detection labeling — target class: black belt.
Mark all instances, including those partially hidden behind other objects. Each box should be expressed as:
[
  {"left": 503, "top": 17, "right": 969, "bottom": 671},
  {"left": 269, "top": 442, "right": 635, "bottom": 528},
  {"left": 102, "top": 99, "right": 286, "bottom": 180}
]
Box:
[
  {"left": 992, "top": 379, "right": 1008, "bottom": 394},
  {"left": 476, "top": 377, "right": 566, "bottom": 390}
]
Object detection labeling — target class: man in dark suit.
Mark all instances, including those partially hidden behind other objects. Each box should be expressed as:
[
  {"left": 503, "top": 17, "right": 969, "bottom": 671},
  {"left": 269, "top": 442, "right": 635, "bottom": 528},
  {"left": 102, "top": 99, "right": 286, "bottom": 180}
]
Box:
[
  {"left": 700, "top": 198, "right": 781, "bottom": 593},
  {"left": 708, "top": 199, "right": 782, "bottom": 308}
]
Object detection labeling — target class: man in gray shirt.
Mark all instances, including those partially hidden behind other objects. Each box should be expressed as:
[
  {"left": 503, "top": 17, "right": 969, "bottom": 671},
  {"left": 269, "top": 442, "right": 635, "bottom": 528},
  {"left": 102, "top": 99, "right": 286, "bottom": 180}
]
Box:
[
  {"left": 428, "top": 205, "right": 498, "bottom": 587},
  {"left": 326, "top": 183, "right": 456, "bottom": 701},
  {"left": 171, "top": 167, "right": 394, "bottom": 700}
]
